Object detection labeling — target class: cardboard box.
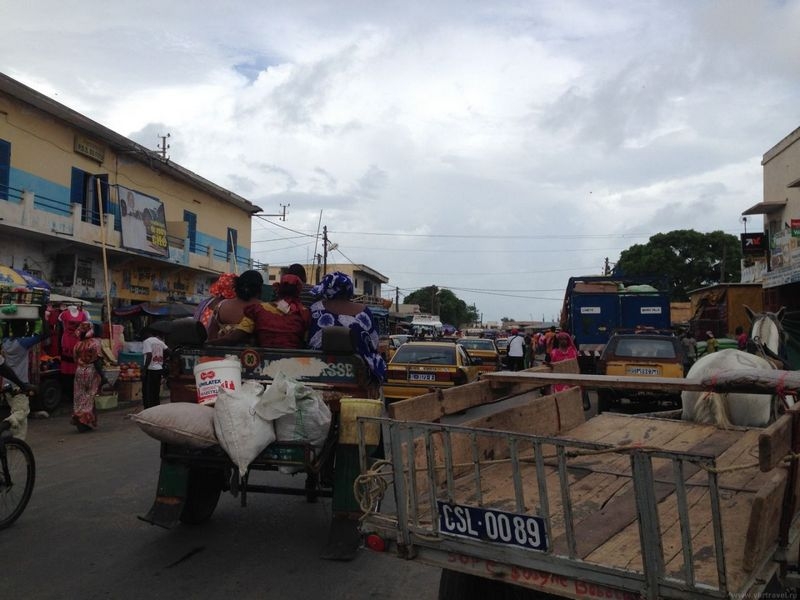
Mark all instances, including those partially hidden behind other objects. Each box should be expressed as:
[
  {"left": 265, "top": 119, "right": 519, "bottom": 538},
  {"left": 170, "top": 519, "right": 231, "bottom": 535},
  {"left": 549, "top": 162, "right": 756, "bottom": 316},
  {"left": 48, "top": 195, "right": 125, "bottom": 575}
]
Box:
[
  {"left": 118, "top": 381, "right": 142, "bottom": 403},
  {"left": 94, "top": 393, "right": 119, "bottom": 411}
]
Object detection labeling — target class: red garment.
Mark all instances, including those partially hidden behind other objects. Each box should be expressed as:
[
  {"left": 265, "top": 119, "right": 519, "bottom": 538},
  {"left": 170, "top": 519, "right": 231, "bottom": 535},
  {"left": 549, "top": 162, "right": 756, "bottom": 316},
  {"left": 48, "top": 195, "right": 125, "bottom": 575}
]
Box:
[
  {"left": 550, "top": 335, "right": 579, "bottom": 393},
  {"left": 59, "top": 308, "right": 89, "bottom": 376},
  {"left": 244, "top": 301, "right": 310, "bottom": 349},
  {"left": 737, "top": 332, "right": 748, "bottom": 350}
]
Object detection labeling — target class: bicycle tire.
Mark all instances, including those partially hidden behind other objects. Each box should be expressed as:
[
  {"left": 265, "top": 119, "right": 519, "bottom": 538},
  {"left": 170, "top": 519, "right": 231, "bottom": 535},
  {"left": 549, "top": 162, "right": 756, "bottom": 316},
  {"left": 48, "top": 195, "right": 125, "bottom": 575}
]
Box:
[{"left": 0, "top": 437, "right": 36, "bottom": 530}]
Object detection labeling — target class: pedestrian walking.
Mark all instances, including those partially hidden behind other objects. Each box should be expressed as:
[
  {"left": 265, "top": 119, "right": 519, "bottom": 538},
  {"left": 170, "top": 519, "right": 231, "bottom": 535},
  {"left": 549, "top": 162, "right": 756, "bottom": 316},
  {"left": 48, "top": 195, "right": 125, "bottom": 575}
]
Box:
[
  {"left": 142, "top": 329, "right": 169, "bottom": 409},
  {"left": 506, "top": 328, "right": 525, "bottom": 371},
  {"left": 71, "top": 322, "right": 109, "bottom": 432}
]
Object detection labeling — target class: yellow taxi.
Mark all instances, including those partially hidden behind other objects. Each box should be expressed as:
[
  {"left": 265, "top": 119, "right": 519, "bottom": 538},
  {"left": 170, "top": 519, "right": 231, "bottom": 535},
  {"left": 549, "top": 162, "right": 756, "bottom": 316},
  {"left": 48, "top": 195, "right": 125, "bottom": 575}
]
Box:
[
  {"left": 384, "top": 341, "right": 482, "bottom": 403},
  {"left": 456, "top": 337, "right": 501, "bottom": 373},
  {"left": 596, "top": 331, "right": 690, "bottom": 412},
  {"left": 387, "top": 334, "right": 411, "bottom": 361}
]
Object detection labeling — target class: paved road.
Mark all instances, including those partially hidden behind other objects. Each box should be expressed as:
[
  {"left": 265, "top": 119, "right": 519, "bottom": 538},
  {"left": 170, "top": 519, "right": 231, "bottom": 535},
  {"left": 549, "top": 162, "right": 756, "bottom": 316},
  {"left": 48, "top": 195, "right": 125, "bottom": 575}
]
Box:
[{"left": 1, "top": 402, "right": 440, "bottom": 600}]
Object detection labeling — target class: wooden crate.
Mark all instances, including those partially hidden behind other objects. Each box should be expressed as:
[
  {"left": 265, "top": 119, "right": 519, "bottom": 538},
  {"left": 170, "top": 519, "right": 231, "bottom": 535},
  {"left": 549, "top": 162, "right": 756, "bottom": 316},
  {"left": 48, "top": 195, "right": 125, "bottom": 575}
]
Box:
[{"left": 118, "top": 380, "right": 142, "bottom": 403}]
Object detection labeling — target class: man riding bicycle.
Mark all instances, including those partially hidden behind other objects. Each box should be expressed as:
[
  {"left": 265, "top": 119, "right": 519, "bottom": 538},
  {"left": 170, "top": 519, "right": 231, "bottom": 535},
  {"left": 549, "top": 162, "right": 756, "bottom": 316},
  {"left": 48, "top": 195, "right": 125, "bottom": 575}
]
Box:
[{"left": 1, "top": 320, "right": 39, "bottom": 440}]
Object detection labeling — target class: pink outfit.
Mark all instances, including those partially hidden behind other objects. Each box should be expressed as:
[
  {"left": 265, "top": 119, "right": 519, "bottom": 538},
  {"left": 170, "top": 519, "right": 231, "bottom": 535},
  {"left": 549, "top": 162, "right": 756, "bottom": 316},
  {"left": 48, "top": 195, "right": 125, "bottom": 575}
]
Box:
[
  {"left": 550, "top": 334, "right": 579, "bottom": 394},
  {"left": 59, "top": 308, "right": 89, "bottom": 376}
]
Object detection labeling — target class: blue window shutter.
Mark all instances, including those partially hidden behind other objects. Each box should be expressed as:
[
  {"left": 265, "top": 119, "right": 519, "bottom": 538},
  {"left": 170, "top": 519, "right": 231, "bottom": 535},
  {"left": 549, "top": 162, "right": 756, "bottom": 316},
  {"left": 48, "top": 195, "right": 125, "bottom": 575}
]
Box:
[
  {"left": 183, "top": 210, "right": 197, "bottom": 252},
  {"left": 0, "top": 139, "right": 9, "bottom": 201},
  {"left": 70, "top": 168, "right": 84, "bottom": 204}
]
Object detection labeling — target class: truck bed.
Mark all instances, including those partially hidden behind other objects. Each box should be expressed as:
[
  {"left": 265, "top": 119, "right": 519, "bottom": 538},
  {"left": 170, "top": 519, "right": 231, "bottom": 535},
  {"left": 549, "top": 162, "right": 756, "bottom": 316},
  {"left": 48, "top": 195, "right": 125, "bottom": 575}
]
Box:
[{"left": 364, "top": 367, "right": 799, "bottom": 599}]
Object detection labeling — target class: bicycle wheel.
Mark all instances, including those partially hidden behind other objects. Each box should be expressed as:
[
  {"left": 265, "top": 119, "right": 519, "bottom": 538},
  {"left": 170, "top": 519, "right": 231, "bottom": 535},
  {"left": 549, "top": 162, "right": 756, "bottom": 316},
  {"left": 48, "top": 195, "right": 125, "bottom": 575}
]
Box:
[{"left": 0, "top": 437, "right": 36, "bottom": 530}]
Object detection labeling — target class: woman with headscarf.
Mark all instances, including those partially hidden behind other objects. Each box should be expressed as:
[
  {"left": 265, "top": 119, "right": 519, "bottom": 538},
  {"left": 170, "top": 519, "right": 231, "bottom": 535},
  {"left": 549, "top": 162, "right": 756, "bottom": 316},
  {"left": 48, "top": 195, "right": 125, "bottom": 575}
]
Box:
[
  {"left": 205, "top": 270, "right": 265, "bottom": 345},
  {"left": 307, "top": 272, "right": 386, "bottom": 396},
  {"left": 59, "top": 303, "right": 91, "bottom": 402},
  {"left": 71, "top": 322, "right": 109, "bottom": 432},
  {"left": 547, "top": 331, "right": 579, "bottom": 394},
  {"left": 243, "top": 272, "right": 311, "bottom": 348}
]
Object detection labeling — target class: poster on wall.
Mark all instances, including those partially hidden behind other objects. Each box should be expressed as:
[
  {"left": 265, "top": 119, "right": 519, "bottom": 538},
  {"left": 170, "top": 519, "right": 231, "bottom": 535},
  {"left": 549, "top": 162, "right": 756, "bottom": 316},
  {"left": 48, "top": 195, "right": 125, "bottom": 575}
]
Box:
[{"left": 118, "top": 186, "right": 169, "bottom": 257}]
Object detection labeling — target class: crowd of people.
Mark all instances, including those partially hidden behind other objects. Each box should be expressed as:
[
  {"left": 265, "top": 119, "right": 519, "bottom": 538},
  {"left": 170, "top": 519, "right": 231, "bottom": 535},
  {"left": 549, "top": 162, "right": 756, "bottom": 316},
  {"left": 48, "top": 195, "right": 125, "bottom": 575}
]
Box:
[{"left": 202, "top": 266, "right": 386, "bottom": 396}]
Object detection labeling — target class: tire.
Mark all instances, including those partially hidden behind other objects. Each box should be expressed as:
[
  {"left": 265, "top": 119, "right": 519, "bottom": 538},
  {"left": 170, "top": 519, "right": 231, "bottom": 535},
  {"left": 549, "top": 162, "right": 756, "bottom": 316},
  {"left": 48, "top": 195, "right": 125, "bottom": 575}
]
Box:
[
  {"left": 179, "top": 467, "right": 224, "bottom": 525},
  {"left": 597, "top": 391, "right": 612, "bottom": 414},
  {"left": 33, "top": 378, "right": 62, "bottom": 413},
  {"left": 439, "top": 569, "right": 551, "bottom": 600},
  {"left": 0, "top": 437, "right": 36, "bottom": 530}
]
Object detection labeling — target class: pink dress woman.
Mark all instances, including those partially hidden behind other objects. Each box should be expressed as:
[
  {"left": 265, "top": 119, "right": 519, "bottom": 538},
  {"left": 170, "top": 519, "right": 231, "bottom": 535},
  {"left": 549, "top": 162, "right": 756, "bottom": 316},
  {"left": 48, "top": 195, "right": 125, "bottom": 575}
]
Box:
[
  {"left": 59, "top": 305, "right": 89, "bottom": 376},
  {"left": 71, "top": 323, "right": 103, "bottom": 431},
  {"left": 548, "top": 332, "right": 579, "bottom": 394}
]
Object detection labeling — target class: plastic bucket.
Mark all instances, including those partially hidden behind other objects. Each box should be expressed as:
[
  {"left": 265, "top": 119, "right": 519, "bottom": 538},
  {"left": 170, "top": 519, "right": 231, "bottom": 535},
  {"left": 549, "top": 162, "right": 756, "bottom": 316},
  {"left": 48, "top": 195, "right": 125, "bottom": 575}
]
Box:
[
  {"left": 339, "top": 398, "right": 383, "bottom": 445},
  {"left": 193, "top": 357, "right": 241, "bottom": 405}
]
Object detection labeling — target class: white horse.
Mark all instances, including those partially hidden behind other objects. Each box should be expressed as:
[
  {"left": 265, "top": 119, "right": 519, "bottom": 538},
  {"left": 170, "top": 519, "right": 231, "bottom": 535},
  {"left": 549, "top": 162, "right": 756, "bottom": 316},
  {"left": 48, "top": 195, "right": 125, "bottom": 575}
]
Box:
[{"left": 681, "top": 307, "right": 786, "bottom": 428}]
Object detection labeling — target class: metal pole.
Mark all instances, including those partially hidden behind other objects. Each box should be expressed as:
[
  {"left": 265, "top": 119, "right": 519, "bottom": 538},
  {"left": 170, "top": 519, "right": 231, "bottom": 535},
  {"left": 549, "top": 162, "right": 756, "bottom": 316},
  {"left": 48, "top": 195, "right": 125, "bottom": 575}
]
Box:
[{"left": 95, "top": 178, "right": 113, "bottom": 348}]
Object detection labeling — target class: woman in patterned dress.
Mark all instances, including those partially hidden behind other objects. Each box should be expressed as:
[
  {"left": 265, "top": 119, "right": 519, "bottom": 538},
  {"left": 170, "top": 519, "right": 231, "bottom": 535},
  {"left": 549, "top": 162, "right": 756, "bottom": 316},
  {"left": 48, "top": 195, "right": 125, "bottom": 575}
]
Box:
[
  {"left": 307, "top": 272, "right": 386, "bottom": 397},
  {"left": 71, "top": 322, "right": 108, "bottom": 432}
]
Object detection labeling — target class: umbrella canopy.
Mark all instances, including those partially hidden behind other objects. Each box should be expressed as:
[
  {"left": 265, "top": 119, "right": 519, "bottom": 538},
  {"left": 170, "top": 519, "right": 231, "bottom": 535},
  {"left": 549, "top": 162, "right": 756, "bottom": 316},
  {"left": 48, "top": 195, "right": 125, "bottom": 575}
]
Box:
[
  {"left": 0, "top": 265, "right": 29, "bottom": 289},
  {"left": 0, "top": 266, "right": 50, "bottom": 290},
  {"left": 49, "top": 293, "right": 94, "bottom": 306},
  {"left": 113, "top": 302, "right": 195, "bottom": 318}
]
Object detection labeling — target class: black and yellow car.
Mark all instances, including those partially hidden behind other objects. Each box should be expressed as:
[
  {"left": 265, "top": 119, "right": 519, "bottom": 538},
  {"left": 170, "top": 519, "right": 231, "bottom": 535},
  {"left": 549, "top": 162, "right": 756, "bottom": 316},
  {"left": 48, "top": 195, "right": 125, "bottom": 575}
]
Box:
[
  {"left": 596, "top": 330, "right": 690, "bottom": 413},
  {"left": 384, "top": 341, "right": 482, "bottom": 403},
  {"left": 456, "top": 337, "right": 501, "bottom": 373}
]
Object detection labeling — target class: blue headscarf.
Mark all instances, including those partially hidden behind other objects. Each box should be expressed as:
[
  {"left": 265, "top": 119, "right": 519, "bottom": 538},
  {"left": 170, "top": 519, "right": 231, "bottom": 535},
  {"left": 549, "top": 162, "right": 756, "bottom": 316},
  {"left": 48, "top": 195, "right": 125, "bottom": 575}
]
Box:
[{"left": 311, "top": 271, "right": 354, "bottom": 300}]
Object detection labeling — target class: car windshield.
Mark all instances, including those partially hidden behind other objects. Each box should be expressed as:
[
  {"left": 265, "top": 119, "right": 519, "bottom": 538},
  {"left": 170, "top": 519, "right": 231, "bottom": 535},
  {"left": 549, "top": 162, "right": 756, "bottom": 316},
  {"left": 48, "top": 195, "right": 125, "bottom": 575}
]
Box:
[
  {"left": 615, "top": 338, "right": 677, "bottom": 359},
  {"left": 392, "top": 345, "right": 456, "bottom": 365},
  {"left": 458, "top": 339, "right": 495, "bottom": 351}
]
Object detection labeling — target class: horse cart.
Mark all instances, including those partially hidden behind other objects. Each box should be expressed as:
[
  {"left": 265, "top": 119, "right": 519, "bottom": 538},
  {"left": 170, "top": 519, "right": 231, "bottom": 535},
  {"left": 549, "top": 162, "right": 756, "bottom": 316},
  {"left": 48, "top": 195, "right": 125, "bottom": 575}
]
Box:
[
  {"left": 137, "top": 323, "right": 382, "bottom": 560},
  {"left": 356, "top": 360, "right": 800, "bottom": 599}
]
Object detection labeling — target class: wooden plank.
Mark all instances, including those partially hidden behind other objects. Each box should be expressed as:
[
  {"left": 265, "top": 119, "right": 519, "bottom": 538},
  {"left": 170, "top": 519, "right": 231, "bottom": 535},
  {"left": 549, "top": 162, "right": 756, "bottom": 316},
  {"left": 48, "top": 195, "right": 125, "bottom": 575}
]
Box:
[
  {"left": 388, "top": 360, "right": 582, "bottom": 423},
  {"left": 743, "top": 471, "right": 788, "bottom": 571},
  {"left": 483, "top": 368, "right": 800, "bottom": 394},
  {"left": 758, "top": 414, "right": 792, "bottom": 472}
]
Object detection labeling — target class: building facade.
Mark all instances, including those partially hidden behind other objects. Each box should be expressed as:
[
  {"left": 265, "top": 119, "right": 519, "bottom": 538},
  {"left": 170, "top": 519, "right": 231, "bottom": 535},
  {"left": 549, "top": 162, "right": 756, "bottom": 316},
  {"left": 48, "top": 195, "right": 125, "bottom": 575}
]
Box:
[
  {"left": 267, "top": 262, "right": 390, "bottom": 304},
  {"left": 0, "top": 73, "right": 262, "bottom": 314}
]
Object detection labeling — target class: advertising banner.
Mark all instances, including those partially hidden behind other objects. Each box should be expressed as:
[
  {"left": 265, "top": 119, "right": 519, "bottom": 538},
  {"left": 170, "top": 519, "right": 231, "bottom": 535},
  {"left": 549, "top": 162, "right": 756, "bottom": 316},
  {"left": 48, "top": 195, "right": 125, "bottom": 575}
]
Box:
[
  {"left": 740, "top": 232, "right": 766, "bottom": 255},
  {"left": 118, "top": 186, "right": 169, "bottom": 257}
]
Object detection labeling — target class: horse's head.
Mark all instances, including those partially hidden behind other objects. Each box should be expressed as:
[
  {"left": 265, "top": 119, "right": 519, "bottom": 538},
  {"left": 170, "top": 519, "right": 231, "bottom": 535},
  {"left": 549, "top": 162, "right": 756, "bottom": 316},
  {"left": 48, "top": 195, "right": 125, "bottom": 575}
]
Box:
[{"left": 744, "top": 305, "right": 786, "bottom": 358}]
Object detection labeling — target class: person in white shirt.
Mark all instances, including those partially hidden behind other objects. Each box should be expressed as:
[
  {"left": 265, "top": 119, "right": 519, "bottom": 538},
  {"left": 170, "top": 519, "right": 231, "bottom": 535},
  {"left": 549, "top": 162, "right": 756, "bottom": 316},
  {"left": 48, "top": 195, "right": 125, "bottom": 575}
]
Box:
[
  {"left": 142, "top": 329, "right": 169, "bottom": 409},
  {"left": 506, "top": 328, "right": 526, "bottom": 371}
]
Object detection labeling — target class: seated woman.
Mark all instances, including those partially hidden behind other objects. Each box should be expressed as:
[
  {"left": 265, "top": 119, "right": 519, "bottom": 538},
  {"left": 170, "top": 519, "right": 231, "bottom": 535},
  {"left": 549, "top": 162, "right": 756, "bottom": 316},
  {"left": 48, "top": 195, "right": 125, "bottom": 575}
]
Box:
[
  {"left": 206, "top": 270, "right": 264, "bottom": 345},
  {"left": 307, "top": 272, "right": 386, "bottom": 397},
  {"left": 243, "top": 273, "right": 311, "bottom": 349}
]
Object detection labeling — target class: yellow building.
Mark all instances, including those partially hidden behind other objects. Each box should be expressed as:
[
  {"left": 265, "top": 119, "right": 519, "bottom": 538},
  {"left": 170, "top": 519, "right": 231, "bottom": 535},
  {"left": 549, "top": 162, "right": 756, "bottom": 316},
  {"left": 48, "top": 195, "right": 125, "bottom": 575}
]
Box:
[
  {"left": 0, "top": 73, "right": 262, "bottom": 310},
  {"left": 267, "top": 262, "right": 390, "bottom": 305}
]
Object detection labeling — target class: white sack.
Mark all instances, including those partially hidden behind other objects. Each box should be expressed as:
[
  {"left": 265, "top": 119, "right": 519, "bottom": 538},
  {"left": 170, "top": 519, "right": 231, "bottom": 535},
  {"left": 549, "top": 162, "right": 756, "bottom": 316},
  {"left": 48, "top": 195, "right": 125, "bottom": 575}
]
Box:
[
  {"left": 253, "top": 371, "right": 299, "bottom": 421},
  {"left": 213, "top": 380, "right": 275, "bottom": 476},
  {"left": 275, "top": 387, "right": 332, "bottom": 448}
]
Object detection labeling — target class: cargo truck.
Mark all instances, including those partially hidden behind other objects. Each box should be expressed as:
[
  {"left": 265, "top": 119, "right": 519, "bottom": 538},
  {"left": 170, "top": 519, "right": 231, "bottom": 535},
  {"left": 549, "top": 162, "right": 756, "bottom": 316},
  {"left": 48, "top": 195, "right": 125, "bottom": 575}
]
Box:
[
  {"left": 560, "top": 276, "right": 671, "bottom": 373},
  {"left": 357, "top": 363, "right": 800, "bottom": 599}
]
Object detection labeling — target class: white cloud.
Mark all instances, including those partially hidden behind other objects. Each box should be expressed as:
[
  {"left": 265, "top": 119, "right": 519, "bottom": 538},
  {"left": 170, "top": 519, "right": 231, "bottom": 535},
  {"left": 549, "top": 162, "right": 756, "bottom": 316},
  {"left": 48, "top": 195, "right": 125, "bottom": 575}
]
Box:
[{"left": 2, "top": 0, "right": 799, "bottom": 323}]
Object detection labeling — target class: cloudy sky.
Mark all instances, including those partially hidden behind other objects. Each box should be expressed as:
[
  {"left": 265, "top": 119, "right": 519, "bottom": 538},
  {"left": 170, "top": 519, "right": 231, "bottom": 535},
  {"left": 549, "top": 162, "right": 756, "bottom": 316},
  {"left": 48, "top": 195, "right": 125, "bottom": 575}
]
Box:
[{"left": 3, "top": 1, "right": 800, "bottom": 323}]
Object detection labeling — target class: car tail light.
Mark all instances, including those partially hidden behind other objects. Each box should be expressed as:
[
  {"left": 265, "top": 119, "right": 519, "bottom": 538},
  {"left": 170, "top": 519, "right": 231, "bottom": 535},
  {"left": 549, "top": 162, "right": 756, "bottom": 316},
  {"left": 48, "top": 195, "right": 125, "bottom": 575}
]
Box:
[{"left": 387, "top": 367, "right": 406, "bottom": 379}]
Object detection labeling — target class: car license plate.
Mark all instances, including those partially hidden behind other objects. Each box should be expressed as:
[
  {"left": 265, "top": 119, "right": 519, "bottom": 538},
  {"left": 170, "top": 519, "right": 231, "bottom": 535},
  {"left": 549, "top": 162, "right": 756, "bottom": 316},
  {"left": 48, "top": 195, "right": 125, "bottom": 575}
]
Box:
[
  {"left": 437, "top": 500, "right": 548, "bottom": 552},
  {"left": 627, "top": 366, "right": 660, "bottom": 376},
  {"left": 409, "top": 372, "right": 436, "bottom": 381}
]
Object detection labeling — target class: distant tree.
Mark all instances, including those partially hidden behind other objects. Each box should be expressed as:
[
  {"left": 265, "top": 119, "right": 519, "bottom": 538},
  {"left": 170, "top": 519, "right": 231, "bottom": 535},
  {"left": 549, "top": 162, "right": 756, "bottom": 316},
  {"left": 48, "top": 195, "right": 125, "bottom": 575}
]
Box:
[
  {"left": 613, "top": 229, "right": 742, "bottom": 301},
  {"left": 404, "top": 286, "right": 479, "bottom": 327}
]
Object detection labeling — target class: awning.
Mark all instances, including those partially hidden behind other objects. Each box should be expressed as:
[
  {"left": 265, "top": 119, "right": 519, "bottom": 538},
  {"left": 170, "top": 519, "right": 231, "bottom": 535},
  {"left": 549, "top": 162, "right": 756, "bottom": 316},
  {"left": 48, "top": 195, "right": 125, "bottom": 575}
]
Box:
[
  {"left": 0, "top": 265, "right": 51, "bottom": 291},
  {"left": 788, "top": 177, "right": 800, "bottom": 188},
  {"left": 112, "top": 302, "right": 195, "bottom": 318},
  {"left": 741, "top": 200, "right": 787, "bottom": 215}
]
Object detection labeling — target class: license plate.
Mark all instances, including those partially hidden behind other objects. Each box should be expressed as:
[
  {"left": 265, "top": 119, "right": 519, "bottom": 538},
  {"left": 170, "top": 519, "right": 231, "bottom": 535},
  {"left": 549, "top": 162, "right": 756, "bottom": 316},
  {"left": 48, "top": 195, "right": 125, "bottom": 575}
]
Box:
[
  {"left": 437, "top": 501, "right": 548, "bottom": 552},
  {"left": 627, "top": 366, "right": 660, "bottom": 376},
  {"left": 409, "top": 372, "right": 436, "bottom": 381}
]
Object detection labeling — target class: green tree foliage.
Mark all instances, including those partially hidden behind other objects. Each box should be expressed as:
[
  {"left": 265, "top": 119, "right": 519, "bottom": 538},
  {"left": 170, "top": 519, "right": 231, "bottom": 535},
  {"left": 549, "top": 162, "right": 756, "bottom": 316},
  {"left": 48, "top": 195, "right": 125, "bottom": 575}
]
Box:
[
  {"left": 404, "top": 286, "right": 479, "bottom": 328},
  {"left": 614, "top": 229, "right": 742, "bottom": 301}
]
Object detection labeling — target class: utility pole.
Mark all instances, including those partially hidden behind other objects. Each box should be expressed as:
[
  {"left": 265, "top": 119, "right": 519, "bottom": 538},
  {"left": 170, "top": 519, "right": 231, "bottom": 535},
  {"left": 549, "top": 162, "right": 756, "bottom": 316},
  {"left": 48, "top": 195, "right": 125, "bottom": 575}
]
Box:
[
  {"left": 315, "top": 253, "right": 322, "bottom": 284},
  {"left": 157, "top": 133, "right": 170, "bottom": 160},
  {"left": 322, "top": 226, "right": 328, "bottom": 276},
  {"left": 395, "top": 286, "right": 399, "bottom": 309},
  {"left": 603, "top": 257, "right": 610, "bottom": 275}
]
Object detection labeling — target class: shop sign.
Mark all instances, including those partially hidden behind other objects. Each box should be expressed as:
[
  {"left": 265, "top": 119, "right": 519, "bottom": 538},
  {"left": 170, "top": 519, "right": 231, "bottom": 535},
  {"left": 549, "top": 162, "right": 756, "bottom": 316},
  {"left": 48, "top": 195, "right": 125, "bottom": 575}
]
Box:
[
  {"left": 74, "top": 135, "right": 105, "bottom": 162},
  {"left": 740, "top": 232, "right": 766, "bottom": 254},
  {"left": 792, "top": 219, "right": 800, "bottom": 238}
]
